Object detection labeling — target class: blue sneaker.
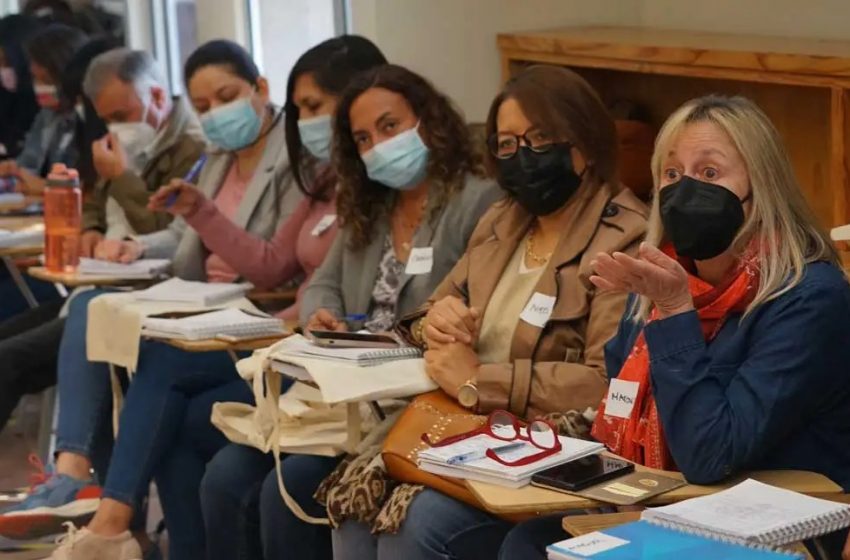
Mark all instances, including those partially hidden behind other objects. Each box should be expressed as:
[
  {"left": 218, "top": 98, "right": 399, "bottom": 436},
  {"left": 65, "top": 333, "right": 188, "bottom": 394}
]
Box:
[{"left": 0, "top": 463, "right": 101, "bottom": 541}]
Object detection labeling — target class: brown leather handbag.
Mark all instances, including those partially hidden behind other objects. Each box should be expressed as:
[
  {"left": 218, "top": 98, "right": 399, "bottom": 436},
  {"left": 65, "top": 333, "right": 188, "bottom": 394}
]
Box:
[{"left": 381, "top": 390, "right": 487, "bottom": 509}]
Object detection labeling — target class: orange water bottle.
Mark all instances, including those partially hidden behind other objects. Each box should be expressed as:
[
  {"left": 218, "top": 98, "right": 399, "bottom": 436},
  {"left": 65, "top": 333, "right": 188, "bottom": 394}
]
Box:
[{"left": 44, "top": 163, "right": 81, "bottom": 273}]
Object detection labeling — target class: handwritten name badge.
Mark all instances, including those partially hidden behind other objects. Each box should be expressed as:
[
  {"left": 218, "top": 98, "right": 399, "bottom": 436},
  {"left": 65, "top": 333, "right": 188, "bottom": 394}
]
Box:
[
  {"left": 310, "top": 214, "right": 337, "bottom": 237},
  {"left": 519, "top": 292, "right": 556, "bottom": 327},
  {"left": 604, "top": 379, "right": 640, "bottom": 419},
  {"left": 405, "top": 247, "right": 434, "bottom": 275},
  {"left": 554, "top": 531, "right": 630, "bottom": 556}
]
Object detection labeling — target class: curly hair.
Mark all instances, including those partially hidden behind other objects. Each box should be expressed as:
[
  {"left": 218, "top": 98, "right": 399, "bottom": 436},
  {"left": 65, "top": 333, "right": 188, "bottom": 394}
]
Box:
[{"left": 332, "top": 64, "right": 482, "bottom": 250}]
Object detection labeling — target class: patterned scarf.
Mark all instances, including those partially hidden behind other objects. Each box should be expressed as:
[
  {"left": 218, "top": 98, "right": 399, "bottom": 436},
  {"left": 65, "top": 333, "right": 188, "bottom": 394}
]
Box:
[{"left": 590, "top": 244, "right": 760, "bottom": 469}]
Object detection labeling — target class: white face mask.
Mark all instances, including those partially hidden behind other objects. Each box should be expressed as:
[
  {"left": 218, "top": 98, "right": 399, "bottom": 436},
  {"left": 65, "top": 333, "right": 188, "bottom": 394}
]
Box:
[{"left": 108, "top": 121, "right": 157, "bottom": 174}]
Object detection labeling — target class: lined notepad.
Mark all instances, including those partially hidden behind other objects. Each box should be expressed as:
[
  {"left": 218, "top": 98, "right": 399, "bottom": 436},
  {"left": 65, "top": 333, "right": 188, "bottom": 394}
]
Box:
[
  {"left": 78, "top": 258, "right": 171, "bottom": 279},
  {"left": 641, "top": 478, "right": 850, "bottom": 547},
  {"left": 142, "top": 308, "right": 286, "bottom": 341},
  {"left": 134, "top": 277, "right": 252, "bottom": 306}
]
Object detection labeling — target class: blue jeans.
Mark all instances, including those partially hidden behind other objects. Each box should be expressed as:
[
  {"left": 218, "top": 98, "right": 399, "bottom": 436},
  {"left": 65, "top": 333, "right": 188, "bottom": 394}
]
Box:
[
  {"left": 332, "top": 489, "right": 510, "bottom": 560},
  {"left": 200, "top": 443, "right": 341, "bottom": 560},
  {"left": 55, "top": 289, "right": 252, "bottom": 560}
]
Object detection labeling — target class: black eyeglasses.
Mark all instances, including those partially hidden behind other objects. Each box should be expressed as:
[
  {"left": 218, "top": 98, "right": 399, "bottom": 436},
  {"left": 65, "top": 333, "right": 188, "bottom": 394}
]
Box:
[{"left": 487, "top": 130, "right": 567, "bottom": 160}]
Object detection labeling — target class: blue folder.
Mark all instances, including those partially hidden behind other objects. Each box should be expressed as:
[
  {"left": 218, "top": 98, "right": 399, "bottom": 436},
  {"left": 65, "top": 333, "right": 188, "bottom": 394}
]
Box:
[{"left": 547, "top": 521, "right": 803, "bottom": 559}]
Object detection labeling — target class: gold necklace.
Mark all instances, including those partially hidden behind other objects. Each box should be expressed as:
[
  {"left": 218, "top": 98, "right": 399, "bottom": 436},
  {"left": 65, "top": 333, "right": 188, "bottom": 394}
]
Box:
[
  {"left": 393, "top": 196, "right": 428, "bottom": 251},
  {"left": 526, "top": 227, "right": 552, "bottom": 265}
]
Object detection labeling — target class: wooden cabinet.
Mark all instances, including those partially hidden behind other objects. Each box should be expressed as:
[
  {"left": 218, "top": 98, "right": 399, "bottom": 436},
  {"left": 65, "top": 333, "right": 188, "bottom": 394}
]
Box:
[{"left": 498, "top": 26, "right": 850, "bottom": 229}]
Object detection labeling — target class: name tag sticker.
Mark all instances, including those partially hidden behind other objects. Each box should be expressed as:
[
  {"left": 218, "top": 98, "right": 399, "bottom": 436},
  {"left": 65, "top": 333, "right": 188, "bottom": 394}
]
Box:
[
  {"left": 405, "top": 247, "right": 434, "bottom": 275},
  {"left": 519, "top": 292, "right": 556, "bottom": 327},
  {"left": 310, "top": 214, "right": 337, "bottom": 237},
  {"left": 555, "top": 531, "right": 630, "bottom": 556},
  {"left": 605, "top": 379, "right": 640, "bottom": 419}
]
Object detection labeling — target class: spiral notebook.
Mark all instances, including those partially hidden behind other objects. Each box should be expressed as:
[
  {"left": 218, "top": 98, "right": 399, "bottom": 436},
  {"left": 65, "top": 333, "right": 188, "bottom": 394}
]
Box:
[
  {"left": 142, "top": 308, "right": 287, "bottom": 341},
  {"left": 640, "top": 478, "right": 850, "bottom": 547},
  {"left": 547, "top": 521, "right": 804, "bottom": 559},
  {"left": 134, "top": 277, "right": 252, "bottom": 306},
  {"left": 274, "top": 334, "right": 422, "bottom": 366}
]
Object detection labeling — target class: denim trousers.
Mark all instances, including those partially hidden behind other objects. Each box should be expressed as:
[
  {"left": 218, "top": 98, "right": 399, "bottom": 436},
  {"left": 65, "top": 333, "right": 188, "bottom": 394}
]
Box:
[
  {"left": 55, "top": 289, "right": 252, "bottom": 560},
  {"left": 332, "top": 489, "right": 511, "bottom": 560},
  {"left": 200, "top": 442, "right": 341, "bottom": 560}
]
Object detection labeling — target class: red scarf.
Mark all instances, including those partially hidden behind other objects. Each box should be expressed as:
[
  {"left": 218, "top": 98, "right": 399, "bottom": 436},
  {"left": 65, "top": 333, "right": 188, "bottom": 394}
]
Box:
[{"left": 590, "top": 244, "right": 760, "bottom": 470}]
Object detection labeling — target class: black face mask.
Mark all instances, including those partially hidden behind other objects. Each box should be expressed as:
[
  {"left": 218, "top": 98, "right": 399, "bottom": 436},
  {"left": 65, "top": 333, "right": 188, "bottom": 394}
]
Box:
[
  {"left": 659, "top": 176, "right": 748, "bottom": 260},
  {"left": 497, "top": 144, "right": 582, "bottom": 216}
]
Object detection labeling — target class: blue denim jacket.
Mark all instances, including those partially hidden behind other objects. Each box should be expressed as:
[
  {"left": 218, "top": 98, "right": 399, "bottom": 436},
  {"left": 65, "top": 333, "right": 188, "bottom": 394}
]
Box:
[
  {"left": 15, "top": 107, "right": 78, "bottom": 175},
  {"left": 604, "top": 261, "right": 850, "bottom": 491}
]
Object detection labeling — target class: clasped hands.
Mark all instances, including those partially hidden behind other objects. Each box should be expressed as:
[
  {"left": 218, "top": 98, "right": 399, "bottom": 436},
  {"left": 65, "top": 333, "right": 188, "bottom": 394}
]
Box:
[
  {"left": 590, "top": 242, "right": 694, "bottom": 319},
  {"left": 422, "top": 296, "right": 482, "bottom": 399}
]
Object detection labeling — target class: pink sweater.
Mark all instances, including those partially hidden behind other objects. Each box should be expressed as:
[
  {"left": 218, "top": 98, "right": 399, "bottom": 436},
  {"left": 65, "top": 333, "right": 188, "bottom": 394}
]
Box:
[{"left": 185, "top": 176, "right": 338, "bottom": 319}]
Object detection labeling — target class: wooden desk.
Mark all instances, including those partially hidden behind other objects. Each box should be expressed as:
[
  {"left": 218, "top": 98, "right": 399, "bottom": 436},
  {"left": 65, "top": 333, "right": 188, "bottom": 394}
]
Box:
[
  {"left": 498, "top": 26, "right": 850, "bottom": 228},
  {"left": 27, "top": 266, "right": 158, "bottom": 288},
  {"left": 559, "top": 512, "right": 815, "bottom": 559},
  {"left": 467, "top": 465, "right": 846, "bottom": 516}
]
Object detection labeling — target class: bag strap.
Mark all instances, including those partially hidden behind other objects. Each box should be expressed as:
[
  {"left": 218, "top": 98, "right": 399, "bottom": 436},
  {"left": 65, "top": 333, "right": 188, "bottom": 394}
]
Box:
[{"left": 265, "top": 368, "right": 331, "bottom": 525}]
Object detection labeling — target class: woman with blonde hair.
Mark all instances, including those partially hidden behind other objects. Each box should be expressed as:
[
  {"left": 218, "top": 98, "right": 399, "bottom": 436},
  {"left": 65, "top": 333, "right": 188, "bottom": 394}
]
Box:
[{"left": 500, "top": 94, "right": 850, "bottom": 559}]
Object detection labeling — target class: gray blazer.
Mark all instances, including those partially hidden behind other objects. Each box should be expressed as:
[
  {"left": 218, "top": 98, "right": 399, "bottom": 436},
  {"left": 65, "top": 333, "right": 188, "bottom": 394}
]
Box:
[
  {"left": 300, "top": 174, "right": 503, "bottom": 327},
  {"left": 137, "top": 109, "right": 303, "bottom": 280}
]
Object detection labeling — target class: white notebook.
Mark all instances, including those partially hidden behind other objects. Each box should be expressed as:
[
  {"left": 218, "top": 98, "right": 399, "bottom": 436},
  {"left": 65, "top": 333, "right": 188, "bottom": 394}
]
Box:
[
  {"left": 641, "top": 478, "right": 850, "bottom": 547},
  {"left": 134, "top": 277, "right": 253, "bottom": 306},
  {"left": 142, "top": 307, "right": 287, "bottom": 341},
  {"left": 276, "top": 334, "right": 421, "bottom": 366},
  {"left": 0, "top": 224, "right": 43, "bottom": 248},
  {"left": 78, "top": 258, "right": 171, "bottom": 279},
  {"left": 417, "top": 432, "right": 605, "bottom": 488}
]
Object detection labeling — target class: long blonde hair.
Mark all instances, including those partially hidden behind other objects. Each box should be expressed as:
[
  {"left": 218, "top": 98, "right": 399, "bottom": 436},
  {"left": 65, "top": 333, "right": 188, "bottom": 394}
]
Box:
[{"left": 636, "top": 95, "right": 840, "bottom": 320}]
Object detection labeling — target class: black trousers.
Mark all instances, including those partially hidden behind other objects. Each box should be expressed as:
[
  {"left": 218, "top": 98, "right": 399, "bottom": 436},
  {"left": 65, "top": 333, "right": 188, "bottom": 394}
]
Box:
[{"left": 0, "top": 299, "right": 65, "bottom": 430}]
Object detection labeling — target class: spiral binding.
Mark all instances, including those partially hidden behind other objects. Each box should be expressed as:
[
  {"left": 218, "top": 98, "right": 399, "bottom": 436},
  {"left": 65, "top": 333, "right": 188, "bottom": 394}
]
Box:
[
  {"left": 758, "top": 508, "right": 850, "bottom": 546},
  {"left": 645, "top": 518, "right": 804, "bottom": 558},
  {"left": 358, "top": 347, "right": 422, "bottom": 367}
]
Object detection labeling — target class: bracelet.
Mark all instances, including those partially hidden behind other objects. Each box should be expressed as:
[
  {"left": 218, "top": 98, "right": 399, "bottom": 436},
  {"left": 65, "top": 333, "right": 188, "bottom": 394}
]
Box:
[{"left": 414, "top": 317, "right": 429, "bottom": 349}]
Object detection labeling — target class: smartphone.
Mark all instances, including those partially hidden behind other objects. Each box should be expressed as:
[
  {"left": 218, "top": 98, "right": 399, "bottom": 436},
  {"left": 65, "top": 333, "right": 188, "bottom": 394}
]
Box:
[
  {"left": 309, "top": 330, "right": 400, "bottom": 349},
  {"left": 530, "top": 455, "right": 634, "bottom": 492}
]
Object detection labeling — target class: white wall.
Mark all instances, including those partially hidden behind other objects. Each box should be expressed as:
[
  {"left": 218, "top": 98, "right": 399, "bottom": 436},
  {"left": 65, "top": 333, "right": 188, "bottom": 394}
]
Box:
[
  {"left": 638, "top": 0, "right": 850, "bottom": 40},
  {"left": 348, "top": 0, "right": 643, "bottom": 122}
]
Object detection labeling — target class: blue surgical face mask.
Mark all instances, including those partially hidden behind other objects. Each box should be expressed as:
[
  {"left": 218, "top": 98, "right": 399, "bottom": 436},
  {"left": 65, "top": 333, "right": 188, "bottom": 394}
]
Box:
[
  {"left": 298, "top": 114, "right": 333, "bottom": 161},
  {"left": 361, "top": 124, "right": 430, "bottom": 190},
  {"left": 200, "top": 96, "right": 263, "bottom": 151}
]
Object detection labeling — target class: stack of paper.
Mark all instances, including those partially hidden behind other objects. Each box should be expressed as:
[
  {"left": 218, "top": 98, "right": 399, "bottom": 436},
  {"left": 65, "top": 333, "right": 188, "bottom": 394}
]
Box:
[
  {"left": 78, "top": 258, "right": 171, "bottom": 279},
  {"left": 142, "top": 307, "right": 287, "bottom": 341},
  {"left": 0, "top": 224, "right": 43, "bottom": 248},
  {"left": 134, "top": 277, "right": 252, "bottom": 306},
  {"left": 418, "top": 432, "right": 604, "bottom": 488}
]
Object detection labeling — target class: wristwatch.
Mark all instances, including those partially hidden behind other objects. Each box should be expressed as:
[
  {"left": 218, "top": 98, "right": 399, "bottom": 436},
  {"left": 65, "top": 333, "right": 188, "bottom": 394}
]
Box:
[{"left": 457, "top": 378, "right": 479, "bottom": 409}]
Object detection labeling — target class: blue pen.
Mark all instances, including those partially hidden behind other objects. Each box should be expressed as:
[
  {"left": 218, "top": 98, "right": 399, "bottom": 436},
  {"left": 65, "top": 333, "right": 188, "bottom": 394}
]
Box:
[
  {"left": 446, "top": 442, "right": 526, "bottom": 466},
  {"left": 166, "top": 153, "right": 208, "bottom": 207},
  {"left": 344, "top": 313, "right": 368, "bottom": 322}
]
